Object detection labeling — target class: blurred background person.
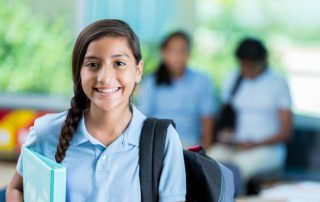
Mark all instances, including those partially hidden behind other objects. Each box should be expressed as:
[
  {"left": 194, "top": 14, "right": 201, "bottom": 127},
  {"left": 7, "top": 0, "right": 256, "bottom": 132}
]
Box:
[
  {"left": 136, "top": 31, "right": 217, "bottom": 149},
  {"left": 208, "top": 38, "right": 292, "bottom": 181}
]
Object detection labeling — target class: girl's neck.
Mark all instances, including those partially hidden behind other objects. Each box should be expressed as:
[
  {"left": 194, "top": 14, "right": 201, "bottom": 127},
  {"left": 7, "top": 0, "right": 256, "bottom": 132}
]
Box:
[
  {"left": 84, "top": 104, "right": 132, "bottom": 145},
  {"left": 171, "top": 68, "right": 186, "bottom": 80}
]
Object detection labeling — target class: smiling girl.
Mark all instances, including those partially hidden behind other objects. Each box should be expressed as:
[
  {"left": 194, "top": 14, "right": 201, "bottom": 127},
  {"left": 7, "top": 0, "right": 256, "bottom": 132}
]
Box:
[{"left": 6, "top": 19, "right": 186, "bottom": 202}]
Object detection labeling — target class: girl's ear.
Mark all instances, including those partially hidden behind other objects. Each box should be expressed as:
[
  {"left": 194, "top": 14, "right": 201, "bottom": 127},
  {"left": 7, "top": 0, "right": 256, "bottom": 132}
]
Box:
[{"left": 135, "top": 60, "right": 144, "bottom": 83}]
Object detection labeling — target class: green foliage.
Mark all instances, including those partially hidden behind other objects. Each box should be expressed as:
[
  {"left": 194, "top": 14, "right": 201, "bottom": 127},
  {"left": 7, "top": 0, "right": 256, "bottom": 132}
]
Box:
[
  {"left": 0, "top": 0, "right": 73, "bottom": 95},
  {"left": 140, "top": 43, "right": 161, "bottom": 78},
  {"left": 1, "top": 0, "right": 319, "bottom": 96}
]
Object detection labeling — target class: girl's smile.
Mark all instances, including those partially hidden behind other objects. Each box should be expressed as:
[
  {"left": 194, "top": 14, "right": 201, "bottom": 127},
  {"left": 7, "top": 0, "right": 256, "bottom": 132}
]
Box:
[{"left": 94, "top": 87, "right": 121, "bottom": 96}]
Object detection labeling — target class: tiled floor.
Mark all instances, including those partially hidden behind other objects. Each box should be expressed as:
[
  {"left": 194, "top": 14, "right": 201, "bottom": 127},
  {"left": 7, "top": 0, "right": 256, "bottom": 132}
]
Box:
[{"left": 0, "top": 161, "right": 16, "bottom": 189}]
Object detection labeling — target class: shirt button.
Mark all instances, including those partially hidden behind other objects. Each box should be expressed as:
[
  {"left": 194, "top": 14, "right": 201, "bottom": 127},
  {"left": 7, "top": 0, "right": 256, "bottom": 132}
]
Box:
[{"left": 102, "top": 155, "right": 107, "bottom": 160}]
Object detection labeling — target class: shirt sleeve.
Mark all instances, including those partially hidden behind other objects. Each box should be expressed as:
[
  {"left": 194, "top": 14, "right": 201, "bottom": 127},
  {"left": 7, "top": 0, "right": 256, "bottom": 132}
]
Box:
[
  {"left": 274, "top": 78, "right": 292, "bottom": 109},
  {"left": 199, "top": 75, "right": 217, "bottom": 117},
  {"left": 136, "top": 76, "right": 154, "bottom": 116},
  {"left": 16, "top": 126, "right": 41, "bottom": 176},
  {"left": 158, "top": 125, "right": 186, "bottom": 202}
]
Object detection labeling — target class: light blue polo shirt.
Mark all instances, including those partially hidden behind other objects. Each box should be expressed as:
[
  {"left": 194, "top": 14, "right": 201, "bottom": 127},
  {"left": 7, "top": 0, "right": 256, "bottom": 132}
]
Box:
[
  {"left": 17, "top": 105, "right": 186, "bottom": 202},
  {"left": 222, "top": 68, "right": 291, "bottom": 143},
  {"left": 137, "top": 68, "right": 216, "bottom": 148}
]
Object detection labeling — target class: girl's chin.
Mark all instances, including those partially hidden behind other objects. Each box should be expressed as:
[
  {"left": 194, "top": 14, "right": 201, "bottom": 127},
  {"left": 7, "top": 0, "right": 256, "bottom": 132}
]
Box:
[{"left": 91, "top": 101, "right": 127, "bottom": 112}]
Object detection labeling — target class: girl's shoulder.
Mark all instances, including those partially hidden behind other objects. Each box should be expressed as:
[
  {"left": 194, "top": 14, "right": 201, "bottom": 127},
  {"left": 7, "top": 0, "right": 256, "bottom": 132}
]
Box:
[
  {"left": 262, "top": 69, "right": 289, "bottom": 89},
  {"left": 20, "top": 111, "right": 68, "bottom": 157},
  {"left": 142, "top": 74, "right": 157, "bottom": 84},
  {"left": 33, "top": 111, "right": 68, "bottom": 139},
  {"left": 34, "top": 111, "right": 67, "bottom": 128},
  {"left": 186, "top": 68, "right": 213, "bottom": 84}
]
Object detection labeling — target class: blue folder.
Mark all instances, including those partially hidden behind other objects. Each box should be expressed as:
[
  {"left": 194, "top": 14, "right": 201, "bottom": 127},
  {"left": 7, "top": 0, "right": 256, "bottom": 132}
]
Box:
[{"left": 22, "top": 147, "right": 66, "bottom": 202}]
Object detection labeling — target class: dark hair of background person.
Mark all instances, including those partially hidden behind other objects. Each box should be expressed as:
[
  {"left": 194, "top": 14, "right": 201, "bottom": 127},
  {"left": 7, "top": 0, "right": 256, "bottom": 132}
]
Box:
[
  {"left": 155, "top": 31, "right": 191, "bottom": 86},
  {"left": 55, "top": 19, "right": 142, "bottom": 163},
  {"left": 235, "top": 37, "right": 268, "bottom": 62}
]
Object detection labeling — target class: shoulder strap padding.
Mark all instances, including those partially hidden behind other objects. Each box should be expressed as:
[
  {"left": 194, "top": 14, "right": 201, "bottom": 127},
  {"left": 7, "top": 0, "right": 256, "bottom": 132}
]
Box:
[{"left": 139, "top": 118, "right": 174, "bottom": 202}]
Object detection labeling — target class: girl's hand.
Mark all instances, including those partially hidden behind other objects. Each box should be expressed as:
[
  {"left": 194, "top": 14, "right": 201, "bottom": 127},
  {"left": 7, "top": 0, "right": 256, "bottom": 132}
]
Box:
[
  {"left": 218, "top": 130, "right": 238, "bottom": 145},
  {"left": 6, "top": 171, "right": 23, "bottom": 202}
]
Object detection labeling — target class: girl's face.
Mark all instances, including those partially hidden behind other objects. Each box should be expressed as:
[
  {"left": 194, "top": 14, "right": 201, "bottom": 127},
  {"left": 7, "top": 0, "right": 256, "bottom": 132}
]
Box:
[
  {"left": 162, "top": 36, "right": 189, "bottom": 77},
  {"left": 239, "top": 59, "right": 265, "bottom": 78},
  {"left": 80, "top": 36, "right": 143, "bottom": 112}
]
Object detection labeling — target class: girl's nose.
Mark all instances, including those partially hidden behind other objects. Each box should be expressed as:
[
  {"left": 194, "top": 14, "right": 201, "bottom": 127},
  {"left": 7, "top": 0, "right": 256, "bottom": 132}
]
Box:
[{"left": 97, "top": 64, "right": 115, "bottom": 83}]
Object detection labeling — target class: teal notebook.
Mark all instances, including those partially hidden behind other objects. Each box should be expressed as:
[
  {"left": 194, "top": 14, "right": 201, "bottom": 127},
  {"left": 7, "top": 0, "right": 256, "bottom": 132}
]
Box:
[{"left": 22, "top": 147, "right": 66, "bottom": 202}]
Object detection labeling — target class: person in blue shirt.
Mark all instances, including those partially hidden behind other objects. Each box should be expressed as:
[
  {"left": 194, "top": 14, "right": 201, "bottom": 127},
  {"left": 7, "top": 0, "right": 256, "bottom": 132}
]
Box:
[
  {"left": 208, "top": 38, "right": 292, "bottom": 180},
  {"left": 137, "top": 31, "right": 216, "bottom": 149},
  {"left": 6, "top": 19, "right": 186, "bottom": 202}
]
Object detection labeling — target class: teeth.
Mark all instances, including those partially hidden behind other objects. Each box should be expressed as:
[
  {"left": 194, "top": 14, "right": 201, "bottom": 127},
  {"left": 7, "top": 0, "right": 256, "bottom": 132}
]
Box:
[{"left": 96, "top": 87, "right": 119, "bottom": 94}]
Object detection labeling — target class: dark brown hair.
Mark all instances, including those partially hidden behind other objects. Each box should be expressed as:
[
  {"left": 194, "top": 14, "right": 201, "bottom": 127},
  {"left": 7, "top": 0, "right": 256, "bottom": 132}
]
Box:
[
  {"left": 235, "top": 37, "right": 267, "bottom": 61},
  {"left": 55, "top": 19, "right": 142, "bottom": 163},
  {"left": 155, "top": 31, "right": 191, "bottom": 86}
]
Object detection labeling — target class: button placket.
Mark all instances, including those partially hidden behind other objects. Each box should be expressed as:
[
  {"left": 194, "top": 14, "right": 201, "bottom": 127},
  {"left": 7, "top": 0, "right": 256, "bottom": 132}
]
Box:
[
  {"left": 96, "top": 150, "right": 110, "bottom": 174},
  {"left": 93, "top": 145, "right": 103, "bottom": 158}
]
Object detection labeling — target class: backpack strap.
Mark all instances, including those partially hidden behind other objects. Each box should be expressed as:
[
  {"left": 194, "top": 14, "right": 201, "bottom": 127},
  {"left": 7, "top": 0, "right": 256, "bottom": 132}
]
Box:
[
  {"left": 139, "top": 118, "right": 175, "bottom": 202},
  {"left": 228, "top": 73, "right": 243, "bottom": 102}
]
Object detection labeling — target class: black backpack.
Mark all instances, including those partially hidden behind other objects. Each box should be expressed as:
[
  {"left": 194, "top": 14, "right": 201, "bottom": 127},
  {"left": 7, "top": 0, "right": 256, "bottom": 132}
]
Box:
[{"left": 139, "top": 118, "right": 235, "bottom": 202}]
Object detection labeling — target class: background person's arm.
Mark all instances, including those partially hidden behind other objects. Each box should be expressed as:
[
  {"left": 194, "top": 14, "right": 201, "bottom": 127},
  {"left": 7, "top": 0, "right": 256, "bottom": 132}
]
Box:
[
  {"left": 237, "top": 109, "right": 292, "bottom": 149},
  {"left": 201, "top": 116, "right": 214, "bottom": 149},
  {"left": 257, "top": 109, "right": 292, "bottom": 146}
]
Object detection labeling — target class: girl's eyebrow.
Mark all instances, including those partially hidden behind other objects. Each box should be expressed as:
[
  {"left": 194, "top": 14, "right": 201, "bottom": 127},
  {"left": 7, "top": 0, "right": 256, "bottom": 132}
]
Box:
[
  {"left": 83, "top": 56, "right": 100, "bottom": 60},
  {"left": 111, "top": 53, "right": 129, "bottom": 58},
  {"left": 84, "top": 54, "right": 129, "bottom": 60}
]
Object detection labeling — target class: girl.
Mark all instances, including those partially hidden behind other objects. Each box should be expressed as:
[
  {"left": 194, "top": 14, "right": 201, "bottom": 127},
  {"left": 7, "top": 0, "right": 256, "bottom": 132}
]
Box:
[
  {"left": 137, "top": 31, "right": 216, "bottom": 149},
  {"left": 208, "top": 38, "right": 292, "bottom": 180},
  {"left": 6, "top": 19, "right": 186, "bottom": 202}
]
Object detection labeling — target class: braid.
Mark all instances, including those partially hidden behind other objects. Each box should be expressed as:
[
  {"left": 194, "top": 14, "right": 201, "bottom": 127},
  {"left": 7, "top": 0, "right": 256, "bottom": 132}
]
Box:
[{"left": 55, "top": 92, "right": 87, "bottom": 163}]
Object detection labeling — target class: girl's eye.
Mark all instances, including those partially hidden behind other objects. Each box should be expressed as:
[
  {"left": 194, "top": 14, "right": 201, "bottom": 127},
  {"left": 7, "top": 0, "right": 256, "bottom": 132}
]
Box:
[
  {"left": 114, "top": 61, "right": 126, "bottom": 68},
  {"left": 85, "top": 62, "right": 100, "bottom": 69}
]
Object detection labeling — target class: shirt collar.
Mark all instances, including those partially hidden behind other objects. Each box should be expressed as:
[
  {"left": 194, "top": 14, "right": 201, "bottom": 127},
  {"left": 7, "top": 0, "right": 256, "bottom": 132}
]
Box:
[
  {"left": 71, "top": 105, "right": 146, "bottom": 146},
  {"left": 71, "top": 112, "right": 90, "bottom": 146},
  {"left": 124, "top": 105, "right": 146, "bottom": 146},
  {"left": 172, "top": 67, "right": 191, "bottom": 82}
]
